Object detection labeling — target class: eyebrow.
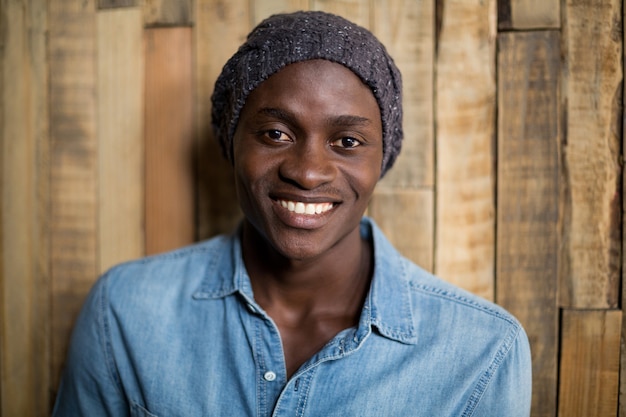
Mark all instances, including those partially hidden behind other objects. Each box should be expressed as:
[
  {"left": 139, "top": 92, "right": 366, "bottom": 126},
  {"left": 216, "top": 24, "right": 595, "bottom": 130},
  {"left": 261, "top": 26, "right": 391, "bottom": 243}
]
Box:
[{"left": 257, "top": 107, "right": 372, "bottom": 128}]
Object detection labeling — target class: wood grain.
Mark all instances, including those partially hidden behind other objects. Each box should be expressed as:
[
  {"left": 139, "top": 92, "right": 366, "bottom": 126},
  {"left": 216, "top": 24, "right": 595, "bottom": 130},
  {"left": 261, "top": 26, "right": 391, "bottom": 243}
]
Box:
[
  {"left": 1, "top": 0, "right": 50, "bottom": 415},
  {"left": 144, "top": 0, "right": 193, "bottom": 26},
  {"left": 372, "top": 0, "right": 434, "bottom": 189},
  {"left": 434, "top": 0, "right": 496, "bottom": 300},
  {"left": 559, "top": 0, "right": 622, "bottom": 309},
  {"left": 496, "top": 31, "right": 561, "bottom": 417},
  {"left": 368, "top": 0, "right": 435, "bottom": 276},
  {"left": 98, "top": 0, "right": 138, "bottom": 9},
  {"left": 194, "top": 0, "right": 249, "bottom": 240},
  {"left": 253, "top": 0, "right": 309, "bottom": 24},
  {"left": 559, "top": 309, "right": 621, "bottom": 417},
  {"left": 48, "top": 0, "right": 99, "bottom": 399},
  {"left": 97, "top": 8, "right": 144, "bottom": 273},
  {"left": 144, "top": 28, "right": 195, "bottom": 254},
  {"left": 369, "top": 189, "right": 434, "bottom": 272},
  {"left": 498, "top": 0, "right": 560, "bottom": 29},
  {"left": 312, "top": 0, "right": 369, "bottom": 27}
]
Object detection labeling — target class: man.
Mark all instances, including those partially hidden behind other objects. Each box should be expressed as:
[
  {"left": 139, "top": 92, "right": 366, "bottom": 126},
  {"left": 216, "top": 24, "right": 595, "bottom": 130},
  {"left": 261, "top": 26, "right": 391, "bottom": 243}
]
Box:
[{"left": 54, "top": 11, "right": 532, "bottom": 416}]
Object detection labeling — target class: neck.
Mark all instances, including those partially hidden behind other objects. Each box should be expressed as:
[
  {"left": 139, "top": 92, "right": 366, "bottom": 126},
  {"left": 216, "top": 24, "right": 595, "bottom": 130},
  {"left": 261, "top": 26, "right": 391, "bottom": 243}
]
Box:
[{"left": 241, "top": 221, "right": 373, "bottom": 321}]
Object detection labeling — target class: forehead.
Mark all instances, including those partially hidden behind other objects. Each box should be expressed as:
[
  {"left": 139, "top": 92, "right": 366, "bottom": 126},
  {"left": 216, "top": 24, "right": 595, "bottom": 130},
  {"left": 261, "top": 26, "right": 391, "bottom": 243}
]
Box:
[{"left": 240, "top": 59, "right": 381, "bottom": 124}]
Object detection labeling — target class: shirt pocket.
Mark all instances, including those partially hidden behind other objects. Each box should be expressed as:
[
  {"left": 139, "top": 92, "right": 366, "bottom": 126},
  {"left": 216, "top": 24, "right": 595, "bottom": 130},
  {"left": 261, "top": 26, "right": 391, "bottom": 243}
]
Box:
[{"left": 130, "top": 402, "right": 158, "bottom": 417}]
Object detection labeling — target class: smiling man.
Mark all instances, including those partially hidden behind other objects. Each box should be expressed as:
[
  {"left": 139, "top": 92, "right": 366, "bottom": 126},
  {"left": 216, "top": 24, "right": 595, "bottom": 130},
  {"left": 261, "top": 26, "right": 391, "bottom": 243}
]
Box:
[{"left": 54, "top": 11, "right": 532, "bottom": 417}]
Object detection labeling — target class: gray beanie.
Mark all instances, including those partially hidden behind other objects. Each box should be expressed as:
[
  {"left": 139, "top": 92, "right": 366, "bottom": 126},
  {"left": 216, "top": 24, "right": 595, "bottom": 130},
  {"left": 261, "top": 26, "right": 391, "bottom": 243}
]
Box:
[{"left": 211, "top": 10, "right": 403, "bottom": 177}]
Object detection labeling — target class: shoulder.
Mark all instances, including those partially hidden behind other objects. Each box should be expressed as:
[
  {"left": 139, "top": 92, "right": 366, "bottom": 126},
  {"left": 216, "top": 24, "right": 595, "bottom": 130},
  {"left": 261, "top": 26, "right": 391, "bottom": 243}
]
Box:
[
  {"left": 94, "top": 234, "right": 236, "bottom": 307},
  {"left": 405, "top": 259, "right": 520, "bottom": 328}
]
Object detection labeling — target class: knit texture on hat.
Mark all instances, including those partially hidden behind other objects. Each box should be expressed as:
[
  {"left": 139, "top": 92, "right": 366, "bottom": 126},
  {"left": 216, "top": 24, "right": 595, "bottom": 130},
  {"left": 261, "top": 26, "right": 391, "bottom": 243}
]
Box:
[{"left": 210, "top": 10, "right": 403, "bottom": 177}]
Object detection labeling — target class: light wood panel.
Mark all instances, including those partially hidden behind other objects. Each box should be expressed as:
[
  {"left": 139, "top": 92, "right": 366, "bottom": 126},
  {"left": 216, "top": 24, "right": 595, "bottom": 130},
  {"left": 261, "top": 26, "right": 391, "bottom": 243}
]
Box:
[
  {"left": 194, "top": 0, "right": 249, "bottom": 240},
  {"left": 434, "top": 0, "right": 496, "bottom": 300},
  {"left": 496, "top": 31, "right": 560, "bottom": 417},
  {"left": 1, "top": 0, "right": 50, "bottom": 415},
  {"left": 559, "top": 309, "right": 621, "bottom": 416},
  {"left": 97, "top": 8, "right": 144, "bottom": 273},
  {"left": 253, "top": 0, "right": 309, "bottom": 24},
  {"left": 144, "top": 27, "right": 195, "bottom": 254},
  {"left": 559, "top": 0, "right": 622, "bottom": 309},
  {"left": 312, "top": 0, "right": 369, "bottom": 27},
  {"left": 373, "top": 0, "right": 434, "bottom": 189},
  {"left": 48, "top": 0, "right": 99, "bottom": 398},
  {"left": 369, "top": 0, "right": 435, "bottom": 271},
  {"left": 369, "top": 189, "right": 434, "bottom": 272}
]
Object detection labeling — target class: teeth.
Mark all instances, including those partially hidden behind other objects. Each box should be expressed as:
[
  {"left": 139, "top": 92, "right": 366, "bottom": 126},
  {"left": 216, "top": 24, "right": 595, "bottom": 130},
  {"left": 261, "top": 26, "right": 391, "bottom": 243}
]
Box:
[{"left": 279, "top": 200, "right": 333, "bottom": 215}]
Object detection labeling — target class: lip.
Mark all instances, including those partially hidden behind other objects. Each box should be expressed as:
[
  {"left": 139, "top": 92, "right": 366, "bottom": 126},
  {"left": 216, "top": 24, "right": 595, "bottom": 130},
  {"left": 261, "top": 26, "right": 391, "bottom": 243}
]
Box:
[{"left": 270, "top": 194, "right": 340, "bottom": 229}]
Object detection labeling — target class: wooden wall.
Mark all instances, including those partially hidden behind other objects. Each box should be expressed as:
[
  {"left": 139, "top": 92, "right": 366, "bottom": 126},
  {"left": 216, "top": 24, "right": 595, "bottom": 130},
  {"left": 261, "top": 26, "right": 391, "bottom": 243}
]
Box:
[{"left": 0, "top": 0, "right": 623, "bottom": 416}]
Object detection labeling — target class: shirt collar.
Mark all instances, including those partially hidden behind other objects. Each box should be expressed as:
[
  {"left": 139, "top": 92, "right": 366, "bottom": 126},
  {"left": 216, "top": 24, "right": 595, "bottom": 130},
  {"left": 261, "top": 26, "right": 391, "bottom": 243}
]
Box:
[
  {"left": 193, "top": 217, "right": 417, "bottom": 345},
  {"left": 361, "top": 217, "right": 417, "bottom": 344}
]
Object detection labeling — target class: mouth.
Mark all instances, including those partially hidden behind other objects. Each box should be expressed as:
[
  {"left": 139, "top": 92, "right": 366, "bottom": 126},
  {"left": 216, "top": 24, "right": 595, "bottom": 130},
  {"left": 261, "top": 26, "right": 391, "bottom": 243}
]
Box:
[{"left": 277, "top": 199, "right": 334, "bottom": 215}]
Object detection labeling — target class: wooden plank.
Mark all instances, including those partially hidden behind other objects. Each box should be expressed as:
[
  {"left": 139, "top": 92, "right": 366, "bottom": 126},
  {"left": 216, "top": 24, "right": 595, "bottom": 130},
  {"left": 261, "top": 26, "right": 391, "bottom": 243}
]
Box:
[
  {"left": 194, "top": 0, "right": 249, "bottom": 240},
  {"left": 369, "top": 189, "right": 434, "bottom": 273},
  {"left": 496, "top": 31, "right": 560, "bottom": 417},
  {"left": 622, "top": 4, "right": 626, "bottom": 414},
  {"left": 97, "top": 8, "right": 144, "bottom": 273},
  {"left": 98, "top": 0, "right": 138, "bottom": 9},
  {"left": 145, "top": 28, "right": 195, "bottom": 254},
  {"left": 559, "top": 309, "right": 621, "bottom": 417},
  {"left": 1, "top": 0, "right": 50, "bottom": 415},
  {"left": 559, "top": 0, "right": 622, "bottom": 309},
  {"left": 434, "top": 0, "right": 496, "bottom": 300},
  {"left": 372, "top": 0, "right": 434, "bottom": 189},
  {"left": 48, "top": 0, "right": 98, "bottom": 400},
  {"left": 498, "top": 0, "right": 560, "bottom": 30},
  {"left": 144, "top": 0, "right": 192, "bottom": 26},
  {"left": 253, "top": 0, "right": 309, "bottom": 25},
  {"left": 311, "top": 0, "right": 369, "bottom": 27}
]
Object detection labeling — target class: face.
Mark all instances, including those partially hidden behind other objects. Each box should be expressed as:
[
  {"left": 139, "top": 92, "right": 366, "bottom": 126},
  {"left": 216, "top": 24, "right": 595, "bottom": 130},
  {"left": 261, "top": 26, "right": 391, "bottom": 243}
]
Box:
[{"left": 233, "top": 59, "right": 383, "bottom": 262}]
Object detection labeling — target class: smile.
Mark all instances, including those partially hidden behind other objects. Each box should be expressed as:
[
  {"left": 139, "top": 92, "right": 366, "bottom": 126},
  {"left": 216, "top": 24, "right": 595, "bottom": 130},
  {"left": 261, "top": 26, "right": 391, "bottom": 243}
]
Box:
[{"left": 278, "top": 200, "right": 334, "bottom": 215}]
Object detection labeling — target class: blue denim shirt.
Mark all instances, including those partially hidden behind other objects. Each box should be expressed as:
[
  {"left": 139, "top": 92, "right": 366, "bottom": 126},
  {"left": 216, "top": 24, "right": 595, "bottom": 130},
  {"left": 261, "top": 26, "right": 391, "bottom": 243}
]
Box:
[{"left": 53, "top": 217, "right": 531, "bottom": 416}]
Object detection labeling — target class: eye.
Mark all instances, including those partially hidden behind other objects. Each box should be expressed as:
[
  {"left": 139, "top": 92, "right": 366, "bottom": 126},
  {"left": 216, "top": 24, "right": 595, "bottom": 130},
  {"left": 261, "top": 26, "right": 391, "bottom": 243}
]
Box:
[
  {"left": 332, "top": 136, "right": 362, "bottom": 149},
  {"left": 264, "top": 129, "right": 291, "bottom": 142}
]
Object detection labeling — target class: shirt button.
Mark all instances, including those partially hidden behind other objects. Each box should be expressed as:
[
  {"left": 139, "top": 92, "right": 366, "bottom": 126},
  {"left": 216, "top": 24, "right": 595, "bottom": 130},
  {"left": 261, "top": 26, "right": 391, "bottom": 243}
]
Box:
[{"left": 264, "top": 371, "right": 277, "bottom": 381}]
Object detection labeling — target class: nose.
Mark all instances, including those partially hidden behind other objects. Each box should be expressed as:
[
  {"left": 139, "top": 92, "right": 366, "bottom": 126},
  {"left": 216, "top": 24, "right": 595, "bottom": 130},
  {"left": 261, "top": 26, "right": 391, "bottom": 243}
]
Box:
[{"left": 278, "top": 139, "right": 337, "bottom": 189}]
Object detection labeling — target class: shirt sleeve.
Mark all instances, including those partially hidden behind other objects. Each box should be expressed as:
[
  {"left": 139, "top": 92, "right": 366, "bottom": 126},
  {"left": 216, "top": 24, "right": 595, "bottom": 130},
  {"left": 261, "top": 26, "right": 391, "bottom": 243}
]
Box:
[
  {"left": 52, "top": 273, "right": 129, "bottom": 417},
  {"left": 467, "top": 325, "right": 533, "bottom": 417}
]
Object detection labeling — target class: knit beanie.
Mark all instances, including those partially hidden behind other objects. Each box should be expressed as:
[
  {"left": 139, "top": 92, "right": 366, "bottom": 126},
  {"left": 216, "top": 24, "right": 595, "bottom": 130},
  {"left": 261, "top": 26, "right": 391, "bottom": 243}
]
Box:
[{"left": 211, "top": 10, "right": 403, "bottom": 177}]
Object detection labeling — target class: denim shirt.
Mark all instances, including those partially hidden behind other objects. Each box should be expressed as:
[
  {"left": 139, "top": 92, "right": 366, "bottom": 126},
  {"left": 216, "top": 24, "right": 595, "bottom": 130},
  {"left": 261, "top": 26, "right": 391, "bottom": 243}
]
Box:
[{"left": 53, "top": 217, "right": 532, "bottom": 417}]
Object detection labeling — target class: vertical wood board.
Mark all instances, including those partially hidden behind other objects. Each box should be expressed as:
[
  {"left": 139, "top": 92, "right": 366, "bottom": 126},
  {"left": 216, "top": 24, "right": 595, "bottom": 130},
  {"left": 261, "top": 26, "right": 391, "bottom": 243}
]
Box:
[
  {"left": 369, "top": 189, "right": 434, "bottom": 272},
  {"left": 373, "top": 0, "right": 435, "bottom": 189},
  {"left": 48, "top": 0, "right": 99, "bottom": 397},
  {"left": 496, "top": 31, "right": 560, "bottom": 417},
  {"left": 145, "top": 28, "right": 195, "bottom": 254},
  {"left": 1, "top": 0, "right": 50, "bottom": 415},
  {"left": 194, "top": 0, "right": 249, "bottom": 239},
  {"left": 253, "top": 0, "right": 309, "bottom": 24},
  {"left": 97, "top": 8, "right": 145, "bottom": 273},
  {"left": 98, "top": 0, "right": 138, "bottom": 9},
  {"left": 622, "top": 4, "right": 626, "bottom": 414},
  {"left": 559, "top": 0, "right": 622, "bottom": 309},
  {"left": 144, "top": 0, "right": 193, "bottom": 26},
  {"left": 559, "top": 309, "right": 621, "bottom": 417},
  {"left": 311, "top": 0, "right": 369, "bottom": 27},
  {"left": 498, "top": 0, "right": 560, "bottom": 29},
  {"left": 435, "top": 0, "right": 496, "bottom": 300}
]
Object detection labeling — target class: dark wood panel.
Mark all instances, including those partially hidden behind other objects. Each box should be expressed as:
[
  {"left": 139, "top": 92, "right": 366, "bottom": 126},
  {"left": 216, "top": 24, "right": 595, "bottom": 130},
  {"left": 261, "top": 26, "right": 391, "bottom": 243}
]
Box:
[{"left": 496, "top": 31, "right": 560, "bottom": 417}]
